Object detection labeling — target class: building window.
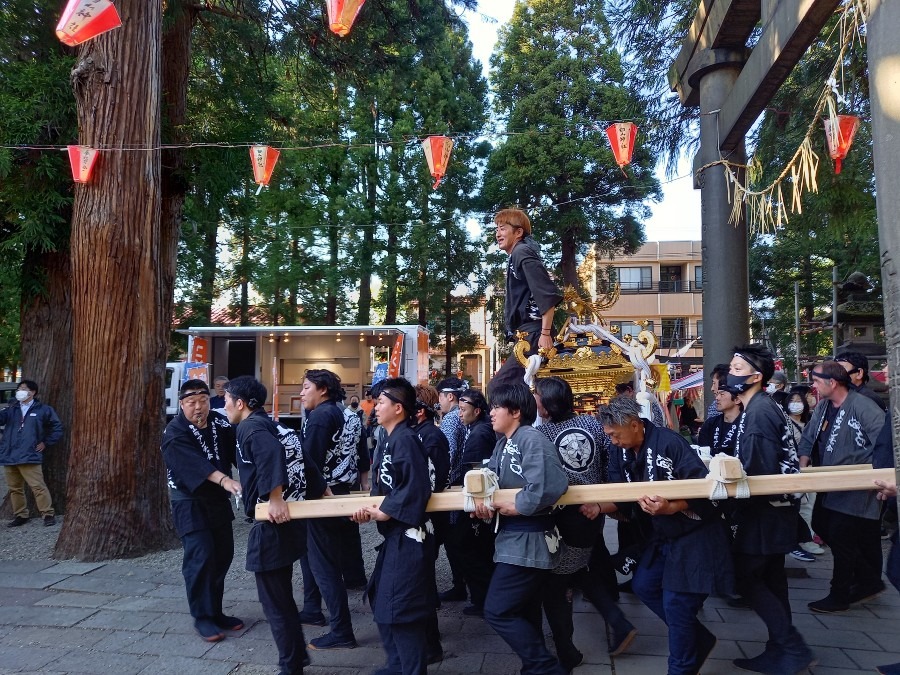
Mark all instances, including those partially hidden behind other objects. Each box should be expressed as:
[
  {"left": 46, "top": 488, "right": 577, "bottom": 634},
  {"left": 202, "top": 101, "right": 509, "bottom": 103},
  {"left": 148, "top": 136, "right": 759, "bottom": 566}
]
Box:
[
  {"left": 695, "top": 320, "right": 703, "bottom": 339},
  {"left": 659, "top": 265, "right": 683, "bottom": 292},
  {"left": 694, "top": 266, "right": 703, "bottom": 291},
  {"left": 616, "top": 266, "right": 651, "bottom": 291},
  {"left": 661, "top": 317, "right": 687, "bottom": 345},
  {"left": 609, "top": 321, "right": 654, "bottom": 339}
]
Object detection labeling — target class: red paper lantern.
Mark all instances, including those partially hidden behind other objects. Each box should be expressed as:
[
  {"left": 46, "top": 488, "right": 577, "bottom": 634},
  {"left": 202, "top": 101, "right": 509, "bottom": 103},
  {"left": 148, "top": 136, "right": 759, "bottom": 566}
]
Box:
[
  {"left": 823, "top": 114, "right": 860, "bottom": 175},
  {"left": 67, "top": 145, "right": 100, "bottom": 183},
  {"left": 249, "top": 145, "right": 280, "bottom": 193},
  {"left": 421, "top": 135, "right": 454, "bottom": 189},
  {"left": 326, "top": 0, "right": 367, "bottom": 37},
  {"left": 56, "top": 0, "right": 123, "bottom": 47},
  {"left": 606, "top": 122, "right": 638, "bottom": 168}
]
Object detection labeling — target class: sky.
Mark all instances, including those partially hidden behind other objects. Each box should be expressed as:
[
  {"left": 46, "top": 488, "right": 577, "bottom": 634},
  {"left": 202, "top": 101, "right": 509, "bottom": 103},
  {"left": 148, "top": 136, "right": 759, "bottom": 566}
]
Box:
[{"left": 461, "top": 1, "right": 702, "bottom": 242}]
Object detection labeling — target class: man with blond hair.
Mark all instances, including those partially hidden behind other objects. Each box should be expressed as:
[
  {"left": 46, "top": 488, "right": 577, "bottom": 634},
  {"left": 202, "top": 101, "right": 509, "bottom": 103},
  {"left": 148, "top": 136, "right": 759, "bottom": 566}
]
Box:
[{"left": 488, "top": 208, "right": 562, "bottom": 397}]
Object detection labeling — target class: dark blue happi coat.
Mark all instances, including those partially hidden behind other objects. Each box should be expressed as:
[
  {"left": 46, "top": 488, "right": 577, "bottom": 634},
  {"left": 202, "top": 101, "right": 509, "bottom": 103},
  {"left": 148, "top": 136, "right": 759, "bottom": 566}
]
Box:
[
  {"left": 610, "top": 421, "right": 734, "bottom": 596},
  {"left": 368, "top": 421, "right": 436, "bottom": 624}
]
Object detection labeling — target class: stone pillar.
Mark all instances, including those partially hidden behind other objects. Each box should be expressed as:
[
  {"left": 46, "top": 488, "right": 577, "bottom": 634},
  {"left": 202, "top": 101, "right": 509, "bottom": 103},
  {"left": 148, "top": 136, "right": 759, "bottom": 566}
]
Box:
[
  {"left": 867, "top": 0, "right": 900, "bottom": 484},
  {"left": 691, "top": 50, "right": 750, "bottom": 404}
]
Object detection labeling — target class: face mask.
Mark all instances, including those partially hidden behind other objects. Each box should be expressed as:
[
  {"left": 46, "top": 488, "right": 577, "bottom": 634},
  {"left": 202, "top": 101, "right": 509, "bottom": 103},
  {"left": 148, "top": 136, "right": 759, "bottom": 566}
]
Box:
[
  {"left": 788, "top": 402, "right": 804, "bottom": 415},
  {"left": 15, "top": 390, "right": 29, "bottom": 402},
  {"left": 765, "top": 383, "right": 777, "bottom": 394},
  {"left": 724, "top": 373, "right": 758, "bottom": 394},
  {"left": 350, "top": 402, "right": 358, "bottom": 409}
]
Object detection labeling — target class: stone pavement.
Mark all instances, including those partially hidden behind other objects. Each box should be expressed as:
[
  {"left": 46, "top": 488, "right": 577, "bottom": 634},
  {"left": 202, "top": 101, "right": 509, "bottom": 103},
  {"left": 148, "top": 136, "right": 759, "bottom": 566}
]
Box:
[{"left": 0, "top": 524, "right": 898, "bottom": 674}]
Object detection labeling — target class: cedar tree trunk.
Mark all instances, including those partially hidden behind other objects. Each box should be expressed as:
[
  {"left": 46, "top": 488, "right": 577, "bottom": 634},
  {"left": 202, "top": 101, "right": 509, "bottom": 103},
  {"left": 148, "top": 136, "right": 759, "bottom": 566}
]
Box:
[{"left": 55, "top": 0, "right": 176, "bottom": 560}]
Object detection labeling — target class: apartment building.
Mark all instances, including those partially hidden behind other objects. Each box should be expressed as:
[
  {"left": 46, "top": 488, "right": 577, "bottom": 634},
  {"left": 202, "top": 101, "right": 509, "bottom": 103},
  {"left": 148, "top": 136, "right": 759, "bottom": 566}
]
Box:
[{"left": 583, "top": 241, "right": 704, "bottom": 362}]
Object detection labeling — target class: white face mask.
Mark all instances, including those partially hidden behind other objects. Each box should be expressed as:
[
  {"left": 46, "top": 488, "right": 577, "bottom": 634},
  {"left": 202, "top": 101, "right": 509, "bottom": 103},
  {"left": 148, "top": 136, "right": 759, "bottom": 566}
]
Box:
[
  {"left": 788, "top": 402, "right": 804, "bottom": 415},
  {"left": 15, "top": 390, "right": 30, "bottom": 402},
  {"left": 765, "top": 383, "right": 777, "bottom": 394}
]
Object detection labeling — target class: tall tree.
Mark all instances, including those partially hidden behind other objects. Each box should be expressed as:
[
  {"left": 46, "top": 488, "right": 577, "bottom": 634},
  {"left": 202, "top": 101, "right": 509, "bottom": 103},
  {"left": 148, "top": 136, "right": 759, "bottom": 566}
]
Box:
[
  {"left": 484, "top": 0, "right": 660, "bottom": 289},
  {"left": 0, "top": 0, "right": 76, "bottom": 515},
  {"left": 54, "top": 0, "right": 174, "bottom": 560}
]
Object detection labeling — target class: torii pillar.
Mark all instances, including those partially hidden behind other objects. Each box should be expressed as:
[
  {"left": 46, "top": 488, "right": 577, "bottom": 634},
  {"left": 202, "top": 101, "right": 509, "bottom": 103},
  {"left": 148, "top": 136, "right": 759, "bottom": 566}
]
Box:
[
  {"left": 868, "top": 0, "right": 900, "bottom": 486},
  {"left": 693, "top": 50, "right": 751, "bottom": 388}
]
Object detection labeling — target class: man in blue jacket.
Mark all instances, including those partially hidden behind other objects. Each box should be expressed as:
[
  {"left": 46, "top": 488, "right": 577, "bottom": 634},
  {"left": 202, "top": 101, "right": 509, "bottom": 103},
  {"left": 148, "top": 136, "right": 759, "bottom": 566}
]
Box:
[{"left": 0, "top": 380, "right": 63, "bottom": 527}]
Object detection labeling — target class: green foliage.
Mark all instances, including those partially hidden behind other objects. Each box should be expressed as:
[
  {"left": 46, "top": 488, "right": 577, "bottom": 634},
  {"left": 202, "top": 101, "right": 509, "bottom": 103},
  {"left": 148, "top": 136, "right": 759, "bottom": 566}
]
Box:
[
  {"left": 483, "top": 0, "right": 660, "bottom": 288},
  {"left": 748, "top": 22, "right": 878, "bottom": 369}
]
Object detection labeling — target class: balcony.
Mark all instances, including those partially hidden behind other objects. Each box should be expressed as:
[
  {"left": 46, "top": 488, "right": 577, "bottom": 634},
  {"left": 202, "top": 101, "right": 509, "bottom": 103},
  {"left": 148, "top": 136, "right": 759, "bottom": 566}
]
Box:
[{"left": 619, "top": 281, "right": 702, "bottom": 294}]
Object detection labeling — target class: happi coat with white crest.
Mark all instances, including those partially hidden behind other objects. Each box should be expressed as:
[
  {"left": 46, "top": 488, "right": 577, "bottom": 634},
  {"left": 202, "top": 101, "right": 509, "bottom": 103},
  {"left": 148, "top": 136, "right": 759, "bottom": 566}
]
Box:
[
  {"left": 488, "top": 425, "right": 569, "bottom": 569},
  {"left": 609, "top": 420, "right": 733, "bottom": 596},
  {"left": 368, "top": 420, "right": 436, "bottom": 624}
]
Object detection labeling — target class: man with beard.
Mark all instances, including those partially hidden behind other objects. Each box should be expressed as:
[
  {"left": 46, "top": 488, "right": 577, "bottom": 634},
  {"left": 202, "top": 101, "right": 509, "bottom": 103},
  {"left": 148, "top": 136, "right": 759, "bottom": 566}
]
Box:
[{"left": 162, "top": 379, "right": 242, "bottom": 643}]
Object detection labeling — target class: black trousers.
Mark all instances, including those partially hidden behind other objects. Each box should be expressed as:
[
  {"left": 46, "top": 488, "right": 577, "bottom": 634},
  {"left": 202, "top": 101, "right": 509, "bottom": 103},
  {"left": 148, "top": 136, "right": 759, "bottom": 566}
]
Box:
[
  {"left": 735, "top": 553, "right": 794, "bottom": 646},
  {"left": 255, "top": 565, "right": 307, "bottom": 675},
  {"left": 487, "top": 330, "right": 540, "bottom": 399},
  {"left": 484, "top": 563, "right": 565, "bottom": 675},
  {"left": 307, "top": 518, "right": 355, "bottom": 639},
  {"left": 376, "top": 621, "right": 427, "bottom": 675},
  {"left": 180, "top": 521, "right": 234, "bottom": 621},
  {"left": 812, "top": 502, "right": 883, "bottom": 601},
  {"left": 443, "top": 512, "right": 495, "bottom": 608}
]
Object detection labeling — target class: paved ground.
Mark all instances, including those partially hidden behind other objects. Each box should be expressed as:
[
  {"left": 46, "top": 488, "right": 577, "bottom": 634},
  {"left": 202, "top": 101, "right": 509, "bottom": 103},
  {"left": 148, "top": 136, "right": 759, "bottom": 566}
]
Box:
[{"left": 0, "top": 518, "right": 898, "bottom": 675}]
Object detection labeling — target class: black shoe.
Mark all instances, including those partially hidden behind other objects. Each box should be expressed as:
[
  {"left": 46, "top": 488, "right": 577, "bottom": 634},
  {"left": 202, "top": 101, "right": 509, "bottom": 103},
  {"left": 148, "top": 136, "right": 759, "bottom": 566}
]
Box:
[
  {"left": 214, "top": 614, "right": 244, "bottom": 631},
  {"left": 439, "top": 586, "right": 467, "bottom": 602},
  {"left": 462, "top": 604, "right": 484, "bottom": 617},
  {"left": 298, "top": 611, "right": 327, "bottom": 627},
  {"left": 194, "top": 619, "right": 225, "bottom": 643},
  {"left": 877, "top": 663, "right": 900, "bottom": 674},
  {"left": 308, "top": 632, "right": 358, "bottom": 650},
  {"left": 849, "top": 581, "right": 886, "bottom": 604},
  {"left": 559, "top": 649, "right": 583, "bottom": 672},
  {"left": 726, "top": 595, "right": 750, "bottom": 609},
  {"left": 6, "top": 516, "right": 28, "bottom": 528},
  {"left": 733, "top": 649, "right": 780, "bottom": 673},
  {"left": 617, "top": 579, "right": 633, "bottom": 594},
  {"left": 808, "top": 595, "right": 849, "bottom": 613},
  {"left": 427, "top": 648, "right": 444, "bottom": 665},
  {"left": 609, "top": 625, "right": 637, "bottom": 656},
  {"left": 43, "top": 515, "right": 56, "bottom": 527},
  {"left": 695, "top": 627, "right": 717, "bottom": 673}
]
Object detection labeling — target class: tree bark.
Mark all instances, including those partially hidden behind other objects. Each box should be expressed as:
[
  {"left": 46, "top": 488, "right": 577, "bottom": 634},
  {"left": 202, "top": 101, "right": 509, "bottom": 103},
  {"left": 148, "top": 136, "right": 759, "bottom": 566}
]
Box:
[{"left": 55, "top": 0, "right": 176, "bottom": 560}]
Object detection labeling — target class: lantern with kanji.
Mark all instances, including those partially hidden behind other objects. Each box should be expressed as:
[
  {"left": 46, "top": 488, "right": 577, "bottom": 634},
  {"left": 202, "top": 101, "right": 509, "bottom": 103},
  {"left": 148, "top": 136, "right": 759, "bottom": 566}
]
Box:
[
  {"left": 249, "top": 145, "right": 281, "bottom": 194},
  {"left": 326, "top": 0, "right": 367, "bottom": 37},
  {"left": 67, "top": 146, "right": 100, "bottom": 183},
  {"left": 823, "top": 114, "right": 860, "bottom": 175},
  {"left": 56, "top": 0, "right": 123, "bottom": 46},
  {"left": 421, "top": 135, "right": 454, "bottom": 189},
  {"left": 606, "top": 122, "right": 638, "bottom": 169}
]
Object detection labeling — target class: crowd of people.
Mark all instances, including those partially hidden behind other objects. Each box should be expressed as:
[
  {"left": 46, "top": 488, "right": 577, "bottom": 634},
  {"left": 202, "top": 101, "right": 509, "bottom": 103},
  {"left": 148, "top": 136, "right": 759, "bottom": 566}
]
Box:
[{"left": 4, "top": 207, "right": 899, "bottom": 675}]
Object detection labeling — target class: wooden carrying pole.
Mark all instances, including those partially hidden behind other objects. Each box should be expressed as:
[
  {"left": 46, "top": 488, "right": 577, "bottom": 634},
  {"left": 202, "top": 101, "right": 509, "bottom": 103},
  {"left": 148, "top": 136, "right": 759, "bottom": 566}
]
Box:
[{"left": 255, "top": 465, "right": 889, "bottom": 521}]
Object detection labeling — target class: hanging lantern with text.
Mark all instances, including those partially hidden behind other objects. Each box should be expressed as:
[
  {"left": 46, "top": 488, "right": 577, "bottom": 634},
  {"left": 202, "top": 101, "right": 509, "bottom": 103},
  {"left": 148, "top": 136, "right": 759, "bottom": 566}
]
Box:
[
  {"left": 326, "top": 0, "right": 367, "bottom": 37},
  {"left": 56, "top": 0, "right": 123, "bottom": 46},
  {"left": 421, "top": 135, "right": 454, "bottom": 189},
  {"left": 823, "top": 114, "right": 860, "bottom": 175},
  {"left": 249, "top": 145, "right": 281, "bottom": 195},
  {"left": 67, "top": 146, "right": 100, "bottom": 183},
  {"left": 606, "top": 122, "right": 638, "bottom": 170}
]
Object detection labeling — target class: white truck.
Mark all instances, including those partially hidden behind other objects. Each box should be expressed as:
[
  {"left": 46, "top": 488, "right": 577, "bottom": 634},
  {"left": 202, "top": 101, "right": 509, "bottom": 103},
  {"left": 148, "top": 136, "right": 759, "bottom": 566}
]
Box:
[{"left": 166, "top": 324, "right": 429, "bottom": 422}]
